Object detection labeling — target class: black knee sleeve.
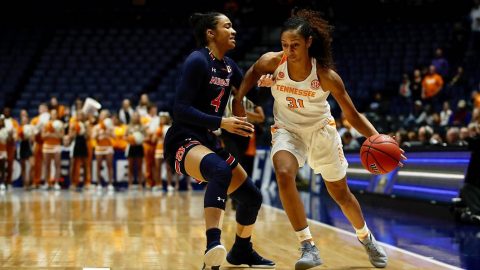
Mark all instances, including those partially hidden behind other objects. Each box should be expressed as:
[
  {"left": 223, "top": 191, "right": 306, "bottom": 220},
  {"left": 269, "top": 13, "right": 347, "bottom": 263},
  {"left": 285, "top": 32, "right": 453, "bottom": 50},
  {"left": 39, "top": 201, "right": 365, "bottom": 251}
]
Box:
[
  {"left": 201, "top": 153, "right": 232, "bottom": 210},
  {"left": 230, "top": 178, "right": 263, "bottom": 225}
]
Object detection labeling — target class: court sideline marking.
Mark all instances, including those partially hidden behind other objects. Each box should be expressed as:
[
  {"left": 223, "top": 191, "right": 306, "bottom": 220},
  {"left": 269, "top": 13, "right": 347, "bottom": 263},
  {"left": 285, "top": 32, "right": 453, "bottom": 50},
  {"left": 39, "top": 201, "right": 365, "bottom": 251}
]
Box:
[{"left": 263, "top": 204, "right": 464, "bottom": 270}]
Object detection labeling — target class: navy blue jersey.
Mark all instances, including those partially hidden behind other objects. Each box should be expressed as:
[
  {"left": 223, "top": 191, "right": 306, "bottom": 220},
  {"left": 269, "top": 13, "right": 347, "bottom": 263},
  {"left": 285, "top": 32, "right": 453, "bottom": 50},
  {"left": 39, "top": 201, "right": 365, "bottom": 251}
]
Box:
[
  {"left": 172, "top": 47, "right": 243, "bottom": 135},
  {"left": 164, "top": 48, "right": 243, "bottom": 155}
]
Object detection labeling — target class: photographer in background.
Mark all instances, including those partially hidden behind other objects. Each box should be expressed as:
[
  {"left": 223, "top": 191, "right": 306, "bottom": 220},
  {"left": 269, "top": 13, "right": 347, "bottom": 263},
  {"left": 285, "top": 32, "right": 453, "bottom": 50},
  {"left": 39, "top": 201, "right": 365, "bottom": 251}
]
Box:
[{"left": 454, "top": 117, "right": 480, "bottom": 225}]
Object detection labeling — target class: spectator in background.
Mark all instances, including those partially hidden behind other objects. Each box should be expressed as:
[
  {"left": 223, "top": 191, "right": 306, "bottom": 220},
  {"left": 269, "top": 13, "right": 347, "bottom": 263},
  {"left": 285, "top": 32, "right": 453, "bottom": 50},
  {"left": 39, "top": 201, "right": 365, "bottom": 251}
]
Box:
[
  {"left": 411, "top": 69, "right": 423, "bottom": 102},
  {"left": 440, "top": 101, "right": 453, "bottom": 127},
  {"left": 460, "top": 127, "right": 470, "bottom": 143},
  {"left": 448, "top": 66, "right": 467, "bottom": 100},
  {"left": 61, "top": 107, "right": 71, "bottom": 135},
  {"left": 71, "top": 97, "right": 84, "bottom": 117},
  {"left": 142, "top": 104, "right": 159, "bottom": 189},
  {"left": 407, "top": 130, "right": 418, "bottom": 142},
  {"left": 136, "top": 93, "right": 150, "bottom": 117},
  {"left": 430, "top": 133, "right": 444, "bottom": 145},
  {"left": 469, "top": 0, "right": 480, "bottom": 50},
  {"left": 398, "top": 73, "right": 412, "bottom": 115},
  {"left": 92, "top": 110, "right": 115, "bottom": 192},
  {"left": 338, "top": 112, "right": 362, "bottom": 139},
  {"left": 69, "top": 111, "right": 90, "bottom": 190},
  {"left": 18, "top": 110, "right": 33, "bottom": 190},
  {"left": 0, "top": 115, "right": 9, "bottom": 191},
  {"left": 468, "top": 122, "right": 479, "bottom": 137},
  {"left": 473, "top": 108, "right": 480, "bottom": 124},
  {"left": 49, "top": 97, "right": 66, "bottom": 119},
  {"left": 404, "top": 100, "right": 428, "bottom": 127},
  {"left": 111, "top": 114, "right": 128, "bottom": 152},
  {"left": 42, "top": 109, "right": 64, "bottom": 190},
  {"left": 452, "top": 99, "right": 471, "bottom": 126},
  {"left": 418, "top": 125, "right": 434, "bottom": 145},
  {"left": 446, "top": 127, "right": 466, "bottom": 146},
  {"left": 126, "top": 112, "right": 145, "bottom": 189},
  {"left": 460, "top": 121, "right": 480, "bottom": 221},
  {"left": 431, "top": 48, "right": 449, "bottom": 78},
  {"left": 341, "top": 130, "right": 360, "bottom": 150},
  {"left": 431, "top": 112, "right": 442, "bottom": 132},
  {"left": 30, "top": 103, "right": 49, "bottom": 189},
  {"left": 471, "top": 90, "right": 480, "bottom": 109},
  {"left": 119, "top": 98, "right": 134, "bottom": 124},
  {"left": 422, "top": 65, "right": 444, "bottom": 103},
  {"left": 395, "top": 129, "right": 408, "bottom": 147},
  {"left": 3, "top": 107, "right": 18, "bottom": 189}
]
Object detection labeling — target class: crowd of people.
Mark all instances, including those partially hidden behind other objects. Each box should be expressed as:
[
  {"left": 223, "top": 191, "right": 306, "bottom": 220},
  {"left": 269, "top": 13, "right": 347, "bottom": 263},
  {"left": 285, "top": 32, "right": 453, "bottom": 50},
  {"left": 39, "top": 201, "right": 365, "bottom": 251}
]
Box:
[
  {"left": 339, "top": 48, "right": 480, "bottom": 150},
  {"left": 0, "top": 94, "right": 182, "bottom": 192}
]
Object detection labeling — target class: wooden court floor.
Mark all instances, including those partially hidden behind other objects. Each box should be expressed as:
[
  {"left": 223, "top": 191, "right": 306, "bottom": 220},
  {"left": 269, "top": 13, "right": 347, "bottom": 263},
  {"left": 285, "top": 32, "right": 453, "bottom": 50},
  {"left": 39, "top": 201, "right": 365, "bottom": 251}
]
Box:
[{"left": 0, "top": 190, "right": 462, "bottom": 270}]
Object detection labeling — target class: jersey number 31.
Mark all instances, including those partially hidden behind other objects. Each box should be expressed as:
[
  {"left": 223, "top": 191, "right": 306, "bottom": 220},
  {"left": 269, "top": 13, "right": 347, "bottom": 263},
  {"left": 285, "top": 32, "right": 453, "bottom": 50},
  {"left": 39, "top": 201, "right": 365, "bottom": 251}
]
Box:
[{"left": 286, "top": 97, "right": 304, "bottom": 109}]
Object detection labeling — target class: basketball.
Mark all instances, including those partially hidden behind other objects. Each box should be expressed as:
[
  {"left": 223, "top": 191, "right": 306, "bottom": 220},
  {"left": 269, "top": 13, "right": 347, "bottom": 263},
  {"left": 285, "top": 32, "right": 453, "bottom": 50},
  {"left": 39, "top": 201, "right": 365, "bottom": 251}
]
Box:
[{"left": 360, "top": 134, "right": 401, "bottom": 174}]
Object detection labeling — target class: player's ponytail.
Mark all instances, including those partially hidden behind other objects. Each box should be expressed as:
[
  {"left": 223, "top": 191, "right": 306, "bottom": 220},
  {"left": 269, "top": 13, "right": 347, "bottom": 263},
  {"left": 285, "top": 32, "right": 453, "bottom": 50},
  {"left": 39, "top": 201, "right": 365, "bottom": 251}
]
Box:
[
  {"left": 283, "top": 9, "right": 334, "bottom": 69},
  {"left": 189, "top": 12, "right": 223, "bottom": 47}
]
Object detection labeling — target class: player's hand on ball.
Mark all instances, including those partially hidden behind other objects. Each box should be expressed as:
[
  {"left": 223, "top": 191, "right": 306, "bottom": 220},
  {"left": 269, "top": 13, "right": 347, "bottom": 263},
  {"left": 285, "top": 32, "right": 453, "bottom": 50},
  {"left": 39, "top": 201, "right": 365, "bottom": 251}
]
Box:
[
  {"left": 399, "top": 148, "right": 407, "bottom": 167},
  {"left": 392, "top": 135, "right": 407, "bottom": 167},
  {"left": 257, "top": 74, "right": 275, "bottom": 87}
]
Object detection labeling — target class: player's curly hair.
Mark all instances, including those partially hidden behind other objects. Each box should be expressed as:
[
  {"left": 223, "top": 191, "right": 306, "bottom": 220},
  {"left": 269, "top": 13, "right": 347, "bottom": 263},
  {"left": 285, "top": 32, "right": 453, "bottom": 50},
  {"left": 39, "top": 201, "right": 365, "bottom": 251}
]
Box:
[
  {"left": 282, "top": 8, "right": 334, "bottom": 69},
  {"left": 189, "top": 12, "right": 223, "bottom": 47}
]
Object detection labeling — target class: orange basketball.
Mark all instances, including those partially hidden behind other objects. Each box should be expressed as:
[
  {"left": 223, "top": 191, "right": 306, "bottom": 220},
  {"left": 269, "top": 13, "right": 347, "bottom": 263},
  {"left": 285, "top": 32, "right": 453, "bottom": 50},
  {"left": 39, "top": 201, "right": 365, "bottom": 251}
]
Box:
[{"left": 360, "top": 134, "right": 401, "bottom": 174}]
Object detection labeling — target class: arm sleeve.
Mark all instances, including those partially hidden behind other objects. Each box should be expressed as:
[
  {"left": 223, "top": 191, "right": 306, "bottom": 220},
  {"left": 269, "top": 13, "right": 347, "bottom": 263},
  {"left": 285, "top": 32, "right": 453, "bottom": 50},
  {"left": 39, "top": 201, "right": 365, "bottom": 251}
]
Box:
[{"left": 173, "top": 52, "right": 222, "bottom": 130}]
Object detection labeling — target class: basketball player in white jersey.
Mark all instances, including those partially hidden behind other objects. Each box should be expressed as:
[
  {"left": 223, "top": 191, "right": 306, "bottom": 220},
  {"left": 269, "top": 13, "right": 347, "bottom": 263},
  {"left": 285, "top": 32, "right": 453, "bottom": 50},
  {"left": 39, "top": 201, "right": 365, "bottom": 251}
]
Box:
[{"left": 233, "top": 8, "right": 405, "bottom": 270}]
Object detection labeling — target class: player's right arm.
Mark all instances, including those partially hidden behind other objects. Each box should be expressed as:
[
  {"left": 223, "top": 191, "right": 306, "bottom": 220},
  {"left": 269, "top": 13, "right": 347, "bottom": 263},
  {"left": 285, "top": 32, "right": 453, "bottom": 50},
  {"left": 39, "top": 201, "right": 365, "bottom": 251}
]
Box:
[{"left": 232, "top": 52, "right": 282, "bottom": 117}]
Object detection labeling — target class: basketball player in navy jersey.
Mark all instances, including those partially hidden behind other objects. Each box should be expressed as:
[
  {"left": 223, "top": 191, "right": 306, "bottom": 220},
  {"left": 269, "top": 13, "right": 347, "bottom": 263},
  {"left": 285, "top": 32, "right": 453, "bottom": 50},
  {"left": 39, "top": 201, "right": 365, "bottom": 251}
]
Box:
[{"left": 163, "top": 12, "right": 275, "bottom": 270}]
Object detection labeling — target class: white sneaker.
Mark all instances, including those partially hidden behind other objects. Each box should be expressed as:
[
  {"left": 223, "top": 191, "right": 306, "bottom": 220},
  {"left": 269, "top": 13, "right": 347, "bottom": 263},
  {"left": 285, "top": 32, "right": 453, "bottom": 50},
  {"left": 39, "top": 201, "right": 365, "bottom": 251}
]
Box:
[
  {"left": 167, "top": 185, "right": 175, "bottom": 193},
  {"left": 96, "top": 184, "right": 103, "bottom": 192},
  {"left": 0, "top": 184, "right": 5, "bottom": 191},
  {"left": 107, "top": 184, "right": 114, "bottom": 192},
  {"left": 54, "top": 183, "right": 61, "bottom": 190}
]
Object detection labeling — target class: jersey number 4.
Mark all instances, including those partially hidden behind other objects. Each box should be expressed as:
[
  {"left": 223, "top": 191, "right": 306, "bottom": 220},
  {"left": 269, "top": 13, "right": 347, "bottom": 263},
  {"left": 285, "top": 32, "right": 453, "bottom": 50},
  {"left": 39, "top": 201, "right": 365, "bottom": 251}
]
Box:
[
  {"left": 286, "top": 97, "right": 304, "bottom": 108},
  {"left": 211, "top": 88, "right": 225, "bottom": 112}
]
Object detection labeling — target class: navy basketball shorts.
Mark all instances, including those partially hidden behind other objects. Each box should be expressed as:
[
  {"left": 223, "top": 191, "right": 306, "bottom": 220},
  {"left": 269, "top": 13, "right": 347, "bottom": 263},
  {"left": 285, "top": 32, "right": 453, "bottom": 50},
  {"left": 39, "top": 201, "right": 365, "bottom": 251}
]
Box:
[{"left": 165, "top": 138, "right": 238, "bottom": 183}]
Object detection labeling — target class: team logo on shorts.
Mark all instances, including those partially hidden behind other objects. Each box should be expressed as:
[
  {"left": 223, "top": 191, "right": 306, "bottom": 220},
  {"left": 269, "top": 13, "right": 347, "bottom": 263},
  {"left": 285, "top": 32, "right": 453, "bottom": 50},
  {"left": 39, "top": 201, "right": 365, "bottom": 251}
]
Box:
[
  {"left": 311, "top": 79, "right": 320, "bottom": 89},
  {"left": 277, "top": 72, "right": 285, "bottom": 80}
]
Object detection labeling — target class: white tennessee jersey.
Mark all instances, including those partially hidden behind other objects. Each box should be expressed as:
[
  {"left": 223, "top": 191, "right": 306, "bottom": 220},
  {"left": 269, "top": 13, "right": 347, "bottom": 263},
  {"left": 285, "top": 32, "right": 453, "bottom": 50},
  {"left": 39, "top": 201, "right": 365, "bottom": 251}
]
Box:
[{"left": 271, "top": 54, "right": 332, "bottom": 131}]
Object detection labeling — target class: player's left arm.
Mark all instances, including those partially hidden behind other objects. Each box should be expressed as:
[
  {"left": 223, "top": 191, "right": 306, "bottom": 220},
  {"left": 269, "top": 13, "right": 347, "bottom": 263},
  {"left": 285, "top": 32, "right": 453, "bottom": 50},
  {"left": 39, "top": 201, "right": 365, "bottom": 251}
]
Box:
[
  {"left": 321, "top": 68, "right": 406, "bottom": 164},
  {"left": 319, "top": 68, "right": 378, "bottom": 138}
]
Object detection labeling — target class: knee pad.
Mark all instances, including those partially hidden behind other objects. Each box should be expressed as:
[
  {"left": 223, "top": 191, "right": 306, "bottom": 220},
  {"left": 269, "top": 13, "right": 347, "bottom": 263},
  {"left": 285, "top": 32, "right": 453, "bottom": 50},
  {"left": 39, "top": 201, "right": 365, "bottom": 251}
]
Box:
[
  {"left": 201, "top": 153, "right": 232, "bottom": 210},
  {"left": 230, "top": 178, "right": 263, "bottom": 225}
]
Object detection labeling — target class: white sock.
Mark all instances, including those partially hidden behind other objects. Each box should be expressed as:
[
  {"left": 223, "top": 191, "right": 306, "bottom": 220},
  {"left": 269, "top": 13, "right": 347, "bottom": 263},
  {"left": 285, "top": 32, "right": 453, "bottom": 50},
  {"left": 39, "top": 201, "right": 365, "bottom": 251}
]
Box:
[
  {"left": 295, "top": 226, "right": 314, "bottom": 245},
  {"left": 354, "top": 222, "right": 370, "bottom": 240}
]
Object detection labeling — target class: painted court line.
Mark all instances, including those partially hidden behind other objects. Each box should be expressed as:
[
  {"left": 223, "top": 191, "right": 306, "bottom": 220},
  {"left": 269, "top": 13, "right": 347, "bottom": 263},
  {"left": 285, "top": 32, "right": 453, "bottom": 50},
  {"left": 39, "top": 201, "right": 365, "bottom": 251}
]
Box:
[{"left": 263, "top": 204, "right": 464, "bottom": 270}]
